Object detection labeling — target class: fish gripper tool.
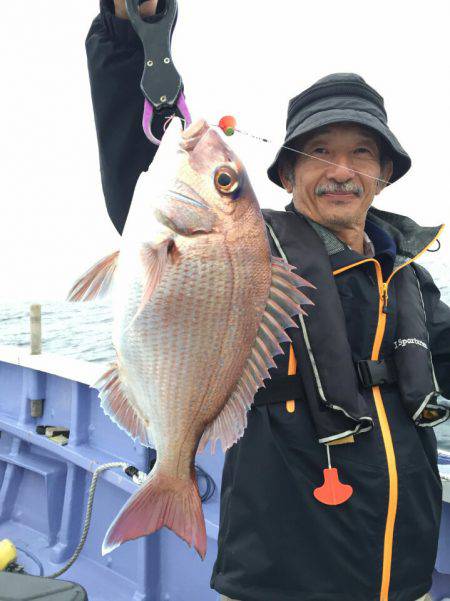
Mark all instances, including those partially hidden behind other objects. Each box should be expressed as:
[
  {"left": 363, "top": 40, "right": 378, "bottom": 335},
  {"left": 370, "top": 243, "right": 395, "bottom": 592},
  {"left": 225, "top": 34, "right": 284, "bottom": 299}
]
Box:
[{"left": 125, "top": 0, "right": 192, "bottom": 145}]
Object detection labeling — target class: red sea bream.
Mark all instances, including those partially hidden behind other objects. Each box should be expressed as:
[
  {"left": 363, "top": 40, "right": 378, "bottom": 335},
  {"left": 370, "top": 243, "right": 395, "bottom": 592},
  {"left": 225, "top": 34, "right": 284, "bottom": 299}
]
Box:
[{"left": 68, "top": 118, "right": 312, "bottom": 559}]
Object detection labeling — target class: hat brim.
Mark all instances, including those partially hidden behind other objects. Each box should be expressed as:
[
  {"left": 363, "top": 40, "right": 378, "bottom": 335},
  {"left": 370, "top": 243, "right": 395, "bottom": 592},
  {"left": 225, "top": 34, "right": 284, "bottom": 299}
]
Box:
[{"left": 267, "top": 109, "right": 411, "bottom": 188}]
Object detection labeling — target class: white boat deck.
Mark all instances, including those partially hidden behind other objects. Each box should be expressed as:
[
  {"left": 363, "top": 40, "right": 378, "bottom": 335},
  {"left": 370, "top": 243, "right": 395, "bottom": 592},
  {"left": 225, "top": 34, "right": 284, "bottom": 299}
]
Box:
[{"left": 0, "top": 344, "right": 107, "bottom": 386}]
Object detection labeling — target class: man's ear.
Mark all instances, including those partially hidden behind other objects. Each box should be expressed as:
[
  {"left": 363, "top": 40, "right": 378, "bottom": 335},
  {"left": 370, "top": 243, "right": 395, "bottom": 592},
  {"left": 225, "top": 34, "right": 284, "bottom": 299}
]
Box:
[
  {"left": 375, "top": 158, "right": 394, "bottom": 194},
  {"left": 278, "top": 162, "right": 294, "bottom": 194}
]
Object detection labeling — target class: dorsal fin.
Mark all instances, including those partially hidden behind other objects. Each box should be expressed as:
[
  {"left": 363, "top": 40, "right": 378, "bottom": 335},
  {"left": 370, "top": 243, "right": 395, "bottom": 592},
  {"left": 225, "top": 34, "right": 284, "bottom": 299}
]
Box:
[{"left": 197, "top": 257, "right": 313, "bottom": 454}]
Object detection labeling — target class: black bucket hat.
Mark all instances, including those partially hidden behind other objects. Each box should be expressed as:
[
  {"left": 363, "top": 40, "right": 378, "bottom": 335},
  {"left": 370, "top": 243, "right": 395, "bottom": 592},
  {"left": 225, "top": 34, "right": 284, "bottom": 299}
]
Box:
[{"left": 267, "top": 73, "right": 411, "bottom": 188}]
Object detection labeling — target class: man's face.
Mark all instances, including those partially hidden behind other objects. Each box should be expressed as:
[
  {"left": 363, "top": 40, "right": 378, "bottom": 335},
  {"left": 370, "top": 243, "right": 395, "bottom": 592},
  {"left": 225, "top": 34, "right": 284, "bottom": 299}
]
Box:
[{"left": 279, "top": 123, "right": 393, "bottom": 231}]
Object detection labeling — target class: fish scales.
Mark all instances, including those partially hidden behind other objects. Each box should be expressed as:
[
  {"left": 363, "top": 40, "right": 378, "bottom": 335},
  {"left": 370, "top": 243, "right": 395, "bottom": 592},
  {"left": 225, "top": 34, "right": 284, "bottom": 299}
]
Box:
[{"left": 116, "top": 224, "right": 270, "bottom": 462}]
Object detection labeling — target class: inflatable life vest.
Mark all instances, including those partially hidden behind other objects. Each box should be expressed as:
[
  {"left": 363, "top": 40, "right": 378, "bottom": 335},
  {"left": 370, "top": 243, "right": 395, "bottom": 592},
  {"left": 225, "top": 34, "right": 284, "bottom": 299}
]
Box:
[{"left": 255, "top": 207, "right": 448, "bottom": 442}]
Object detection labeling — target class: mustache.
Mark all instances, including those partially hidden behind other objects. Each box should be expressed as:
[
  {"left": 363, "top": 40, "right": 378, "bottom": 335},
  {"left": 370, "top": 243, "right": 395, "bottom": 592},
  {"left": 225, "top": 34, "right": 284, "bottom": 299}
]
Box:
[{"left": 316, "top": 182, "right": 363, "bottom": 197}]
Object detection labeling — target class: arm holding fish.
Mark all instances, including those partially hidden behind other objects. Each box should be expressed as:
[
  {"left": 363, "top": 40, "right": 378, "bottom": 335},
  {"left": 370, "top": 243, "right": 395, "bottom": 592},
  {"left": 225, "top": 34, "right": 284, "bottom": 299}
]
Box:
[
  {"left": 85, "top": 0, "right": 164, "bottom": 234},
  {"left": 113, "top": 0, "right": 158, "bottom": 19}
]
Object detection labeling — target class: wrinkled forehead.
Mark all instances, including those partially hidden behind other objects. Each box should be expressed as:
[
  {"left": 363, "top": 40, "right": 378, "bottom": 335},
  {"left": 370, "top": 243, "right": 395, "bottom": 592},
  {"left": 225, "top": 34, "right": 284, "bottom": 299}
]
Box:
[{"left": 297, "top": 122, "right": 381, "bottom": 149}]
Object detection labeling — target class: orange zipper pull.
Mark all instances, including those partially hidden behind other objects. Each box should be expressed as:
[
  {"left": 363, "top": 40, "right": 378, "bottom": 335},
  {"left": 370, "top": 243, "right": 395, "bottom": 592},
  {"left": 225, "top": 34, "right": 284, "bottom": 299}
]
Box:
[
  {"left": 286, "top": 345, "right": 297, "bottom": 413},
  {"left": 382, "top": 283, "right": 389, "bottom": 313}
]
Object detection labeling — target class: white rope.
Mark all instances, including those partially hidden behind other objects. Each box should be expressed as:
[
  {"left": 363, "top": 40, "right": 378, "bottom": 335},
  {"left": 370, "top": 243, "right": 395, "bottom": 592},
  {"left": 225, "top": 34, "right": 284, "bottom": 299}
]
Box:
[{"left": 47, "top": 462, "right": 130, "bottom": 579}]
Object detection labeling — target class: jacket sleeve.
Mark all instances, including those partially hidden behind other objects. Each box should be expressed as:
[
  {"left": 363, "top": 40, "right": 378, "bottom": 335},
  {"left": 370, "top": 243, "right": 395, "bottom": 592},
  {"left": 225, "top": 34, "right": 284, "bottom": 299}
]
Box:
[
  {"left": 415, "top": 263, "right": 450, "bottom": 399},
  {"left": 85, "top": 0, "right": 165, "bottom": 234}
]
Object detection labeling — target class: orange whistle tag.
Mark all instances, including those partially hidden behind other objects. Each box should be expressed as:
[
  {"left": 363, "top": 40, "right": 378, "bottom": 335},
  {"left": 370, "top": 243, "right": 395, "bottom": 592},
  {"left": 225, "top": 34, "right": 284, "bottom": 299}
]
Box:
[{"left": 313, "top": 467, "right": 353, "bottom": 506}]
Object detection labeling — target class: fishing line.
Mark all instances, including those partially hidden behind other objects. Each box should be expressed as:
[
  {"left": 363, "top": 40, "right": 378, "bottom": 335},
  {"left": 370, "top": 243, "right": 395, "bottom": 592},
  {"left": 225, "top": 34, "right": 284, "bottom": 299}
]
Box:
[{"left": 163, "top": 114, "right": 392, "bottom": 187}]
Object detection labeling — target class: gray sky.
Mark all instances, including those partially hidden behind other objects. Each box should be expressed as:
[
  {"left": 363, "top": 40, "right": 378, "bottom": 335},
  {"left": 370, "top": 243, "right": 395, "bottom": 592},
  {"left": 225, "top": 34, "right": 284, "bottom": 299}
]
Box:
[{"left": 1, "top": 0, "right": 449, "bottom": 300}]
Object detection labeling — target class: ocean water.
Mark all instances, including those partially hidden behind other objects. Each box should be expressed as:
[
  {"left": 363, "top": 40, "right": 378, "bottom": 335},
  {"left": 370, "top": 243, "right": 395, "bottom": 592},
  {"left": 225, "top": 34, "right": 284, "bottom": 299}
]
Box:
[
  {"left": 0, "top": 300, "right": 115, "bottom": 364},
  {"left": 0, "top": 256, "right": 448, "bottom": 447}
]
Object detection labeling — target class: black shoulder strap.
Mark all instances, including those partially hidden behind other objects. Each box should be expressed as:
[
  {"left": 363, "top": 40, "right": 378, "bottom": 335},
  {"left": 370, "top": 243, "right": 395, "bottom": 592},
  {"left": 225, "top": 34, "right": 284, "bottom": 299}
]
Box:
[{"left": 262, "top": 209, "right": 373, "bottom": 442}]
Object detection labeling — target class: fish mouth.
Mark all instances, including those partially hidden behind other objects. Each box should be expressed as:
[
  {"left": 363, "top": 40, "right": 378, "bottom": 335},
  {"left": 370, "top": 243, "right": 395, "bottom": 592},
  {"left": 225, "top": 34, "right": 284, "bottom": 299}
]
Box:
[
  {"left": 180, "top": 118, "right": 235, "bottom": 173},
  {"left": 180, "top": 118, "right": 210, "bottom": 152}
]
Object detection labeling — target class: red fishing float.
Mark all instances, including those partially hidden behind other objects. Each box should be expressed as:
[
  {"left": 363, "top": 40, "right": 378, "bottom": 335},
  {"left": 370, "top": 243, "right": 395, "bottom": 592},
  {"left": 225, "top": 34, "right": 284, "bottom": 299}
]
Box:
[{"left": 219, "top": 115, "right": 237, "bottom": 136}]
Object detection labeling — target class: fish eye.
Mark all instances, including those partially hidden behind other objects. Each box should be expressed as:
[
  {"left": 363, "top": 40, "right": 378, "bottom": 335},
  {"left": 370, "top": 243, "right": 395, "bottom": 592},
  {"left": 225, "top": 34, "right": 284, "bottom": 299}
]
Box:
[{"left": 214, "top": 166, "right": 240, "bottom": 195}]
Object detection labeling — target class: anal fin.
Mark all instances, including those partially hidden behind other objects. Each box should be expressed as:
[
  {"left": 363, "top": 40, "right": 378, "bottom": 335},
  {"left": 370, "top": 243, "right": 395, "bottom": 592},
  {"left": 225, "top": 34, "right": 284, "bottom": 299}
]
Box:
[{"left": 93, "top": 362, "right": 153, "bottom": 447}]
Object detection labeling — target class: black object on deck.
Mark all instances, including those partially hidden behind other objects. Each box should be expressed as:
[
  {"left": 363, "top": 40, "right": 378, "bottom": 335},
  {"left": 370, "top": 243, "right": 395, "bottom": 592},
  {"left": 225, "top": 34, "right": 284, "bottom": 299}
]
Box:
[{"left": 0, "top": 572, "right": 87, "bottom": 601}]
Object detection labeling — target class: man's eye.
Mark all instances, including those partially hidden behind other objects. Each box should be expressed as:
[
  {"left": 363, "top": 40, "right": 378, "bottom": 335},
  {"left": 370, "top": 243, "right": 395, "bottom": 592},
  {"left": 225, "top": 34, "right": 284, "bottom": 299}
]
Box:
[
  {"left": 312, "top": 147, "right": 327, "bottom": 155},
  {"left": 355, "top": 147, "right": 371, "bottom": 154}
]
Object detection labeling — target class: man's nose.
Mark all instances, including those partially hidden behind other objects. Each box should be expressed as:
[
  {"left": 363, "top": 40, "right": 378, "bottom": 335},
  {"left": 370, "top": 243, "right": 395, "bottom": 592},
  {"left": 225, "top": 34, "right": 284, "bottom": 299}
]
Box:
[{"left": 324, "top": 155, "right": 355, "bottom": 182}]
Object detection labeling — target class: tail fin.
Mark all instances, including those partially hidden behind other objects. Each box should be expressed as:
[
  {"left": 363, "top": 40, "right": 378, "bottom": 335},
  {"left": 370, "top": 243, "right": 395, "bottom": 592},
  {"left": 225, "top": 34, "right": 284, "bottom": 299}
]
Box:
[{"left": 101, "top": 468, "right": 207, "bottom": 559}]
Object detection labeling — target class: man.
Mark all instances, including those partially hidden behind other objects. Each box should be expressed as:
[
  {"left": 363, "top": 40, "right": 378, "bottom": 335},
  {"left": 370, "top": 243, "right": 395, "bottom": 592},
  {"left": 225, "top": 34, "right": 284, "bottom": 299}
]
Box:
[{"left": 86, "top": 2, "right": 450, "bottom": 600}]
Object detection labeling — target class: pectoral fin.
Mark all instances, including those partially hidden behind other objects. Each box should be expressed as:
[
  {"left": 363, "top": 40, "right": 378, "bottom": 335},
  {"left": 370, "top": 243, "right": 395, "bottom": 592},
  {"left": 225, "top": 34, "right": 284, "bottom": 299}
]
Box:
[
  {"left": 125, "top": 237, "right": 176, "bottom": 329},
  {"left": 139, "top": 238, "right": 175, "bottom": 308}
]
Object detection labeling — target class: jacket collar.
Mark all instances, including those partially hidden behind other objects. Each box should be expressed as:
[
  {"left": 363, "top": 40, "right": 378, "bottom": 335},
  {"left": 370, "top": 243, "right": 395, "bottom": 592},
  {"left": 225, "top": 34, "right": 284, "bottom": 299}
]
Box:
[
  {"left": 366, "top": 206, "right": 443, "bottom": 260},
  {"left": 284, "top": 202, "right": 443, "bottom": 262}
]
